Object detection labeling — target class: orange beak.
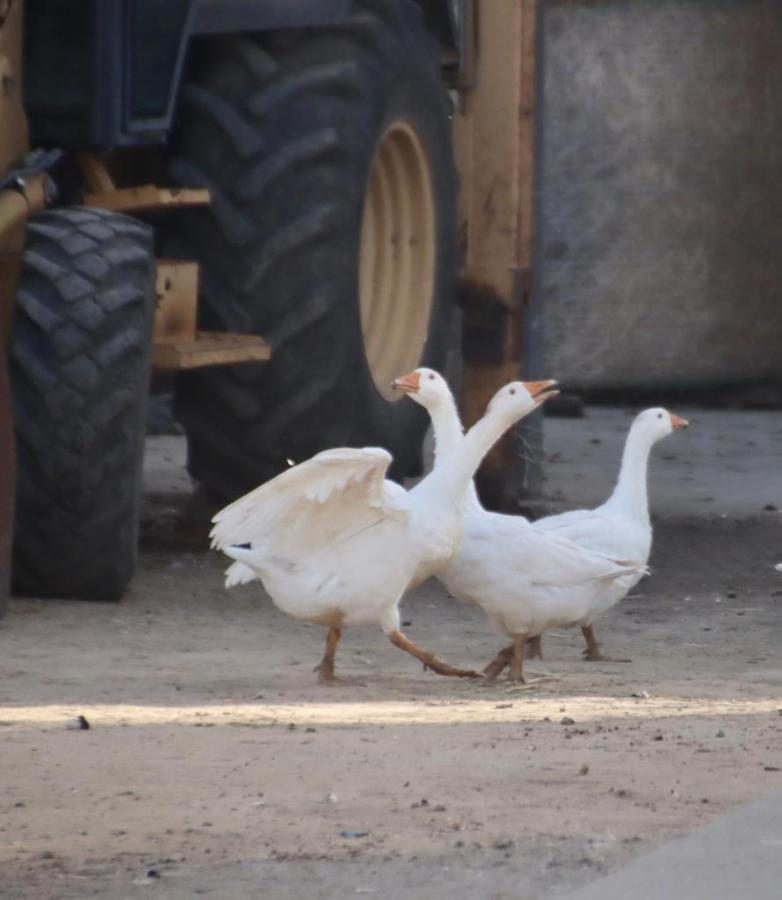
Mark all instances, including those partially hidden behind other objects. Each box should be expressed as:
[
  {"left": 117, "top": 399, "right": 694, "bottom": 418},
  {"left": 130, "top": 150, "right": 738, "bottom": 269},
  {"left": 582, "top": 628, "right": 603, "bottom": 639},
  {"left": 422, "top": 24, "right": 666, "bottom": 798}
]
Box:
[
  {"left": 392, "top": 371, "right": 421, "bottom": 394},
  {"left": 670, "top": 413, "right": 689, "bottom": 430},
  {"left": 523, "top": 379, "right": 559, "bottom": 405}
]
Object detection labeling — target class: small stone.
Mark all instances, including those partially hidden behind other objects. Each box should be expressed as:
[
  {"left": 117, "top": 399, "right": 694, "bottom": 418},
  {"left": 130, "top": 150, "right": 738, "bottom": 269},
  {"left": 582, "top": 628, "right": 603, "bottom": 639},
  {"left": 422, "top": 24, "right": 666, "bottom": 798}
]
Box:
[
  {"left": 66, "top": 715, "right": 90, "bottom": 731},
  {"left": 578, "top": 764, "right": 589, "bottom": 776},
  {"left": 305, "top": 727, "right": 317, "bottom": 733},
  {"left": 146, "top": 869, "right": 160, "bottom": 879},
  {"left": 287, "top": 723, "right": 297, "bottom": 732},
  {"left": 716, "top": 730, "right": 725, "bottom": 737},
  {"left": 763, "top": 504, "right": 777, "bottom": 512},
  {"left": 560, "top": 716, "right": 575, "bottom": 726}
]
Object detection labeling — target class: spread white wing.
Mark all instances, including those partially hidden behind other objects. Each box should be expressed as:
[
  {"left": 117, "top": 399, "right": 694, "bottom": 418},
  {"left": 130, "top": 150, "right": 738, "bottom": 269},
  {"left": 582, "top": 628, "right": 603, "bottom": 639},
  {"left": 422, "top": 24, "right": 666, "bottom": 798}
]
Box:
[{"left": 210, "top": 448, "right": 409, "bottom": 585}]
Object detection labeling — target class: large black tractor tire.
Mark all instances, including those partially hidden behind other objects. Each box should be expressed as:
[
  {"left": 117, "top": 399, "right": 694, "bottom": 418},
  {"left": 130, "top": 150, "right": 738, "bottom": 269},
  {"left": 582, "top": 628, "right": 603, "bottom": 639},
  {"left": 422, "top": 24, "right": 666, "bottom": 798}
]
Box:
[
  {"left": 10, "top": 208, "right": 155, "bottom": 601},
  {"left": 169, "top": 0, "right": 457, "bottom": 500}
]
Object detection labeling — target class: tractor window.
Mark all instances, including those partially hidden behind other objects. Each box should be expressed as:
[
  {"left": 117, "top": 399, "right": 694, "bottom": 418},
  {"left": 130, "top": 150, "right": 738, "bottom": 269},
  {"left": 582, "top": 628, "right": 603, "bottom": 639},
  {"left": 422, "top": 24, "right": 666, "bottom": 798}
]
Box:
[
  {"left": 128, "top": 0, "right": 190, "bottom": 121},
  {"left": 24, "top": 0, "right": 93, "bottom": 144}
]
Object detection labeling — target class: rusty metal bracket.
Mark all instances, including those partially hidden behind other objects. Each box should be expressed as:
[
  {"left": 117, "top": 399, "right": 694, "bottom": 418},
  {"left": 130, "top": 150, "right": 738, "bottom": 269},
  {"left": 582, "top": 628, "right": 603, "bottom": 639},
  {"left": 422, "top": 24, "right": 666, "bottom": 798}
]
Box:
[
  {"left": 152, "top": 259, "right": 271, "bottom": 372},
  {"left": 153, "top": 332, "right": 271, "bottom": 372},
  {"left": 84, "top": 185, "right": 211, "bottom": 214},
  {"left": 77, "top": 151, "right": 210, "bottom": 213}
]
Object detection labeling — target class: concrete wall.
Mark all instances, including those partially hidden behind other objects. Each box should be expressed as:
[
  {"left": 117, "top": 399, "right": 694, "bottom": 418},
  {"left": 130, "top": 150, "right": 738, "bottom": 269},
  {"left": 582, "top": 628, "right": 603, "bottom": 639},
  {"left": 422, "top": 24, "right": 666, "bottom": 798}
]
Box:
[{"left": 541, "top": 0, "right": 782, "bottom": 390}]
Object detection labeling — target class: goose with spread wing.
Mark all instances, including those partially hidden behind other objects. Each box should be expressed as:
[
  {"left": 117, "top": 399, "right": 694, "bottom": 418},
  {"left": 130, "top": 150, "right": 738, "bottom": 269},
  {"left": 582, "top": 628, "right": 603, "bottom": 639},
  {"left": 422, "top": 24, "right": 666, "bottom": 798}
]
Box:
[
  {"left": 210, "top": 377, "right": 557, "bottom": 682},
  {"left": 392, "top": 369, "right": 645, "bottom": 684}
]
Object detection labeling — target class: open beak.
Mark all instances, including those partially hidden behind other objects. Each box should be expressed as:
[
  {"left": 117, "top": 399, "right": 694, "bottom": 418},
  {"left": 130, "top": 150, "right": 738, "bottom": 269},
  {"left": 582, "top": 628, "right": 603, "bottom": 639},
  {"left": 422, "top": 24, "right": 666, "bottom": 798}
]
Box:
[
  {"left": 524, "top": 379, "right": 559, "bottom": 406},
  {"left": 670, "top": 413, "right": 689, "bottom": 430},
  {"left": 392, "top": 371, "right": 421, "bottom": 395}
]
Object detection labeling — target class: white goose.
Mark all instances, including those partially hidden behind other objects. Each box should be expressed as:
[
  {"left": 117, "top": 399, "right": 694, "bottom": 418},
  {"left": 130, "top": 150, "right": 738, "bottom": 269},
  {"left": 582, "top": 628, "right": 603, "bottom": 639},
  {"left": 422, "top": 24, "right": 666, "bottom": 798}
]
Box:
[
  {"left": 533, "top": 407, "right": 688, "bottom": 661},
  {"left": 210, "top": 376, "right": 557, "bottom": 683},
  {"left": 392, "top": 369, "right": 646, "bottom": 683}
]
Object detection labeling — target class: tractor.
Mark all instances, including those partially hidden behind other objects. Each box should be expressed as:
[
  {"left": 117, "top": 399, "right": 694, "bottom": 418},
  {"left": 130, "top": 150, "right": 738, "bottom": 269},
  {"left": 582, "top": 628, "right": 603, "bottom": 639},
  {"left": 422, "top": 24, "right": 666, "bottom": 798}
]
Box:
[{"left": 0, "top": 0, "right": 539, "bottom": 609}]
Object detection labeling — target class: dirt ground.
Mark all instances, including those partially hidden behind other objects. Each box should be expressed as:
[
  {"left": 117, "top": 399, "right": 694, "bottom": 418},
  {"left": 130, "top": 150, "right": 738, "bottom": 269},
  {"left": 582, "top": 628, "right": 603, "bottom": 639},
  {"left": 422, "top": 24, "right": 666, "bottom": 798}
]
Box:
[{"left": 1, "top": 407, "right": 781, "bottom": 899}]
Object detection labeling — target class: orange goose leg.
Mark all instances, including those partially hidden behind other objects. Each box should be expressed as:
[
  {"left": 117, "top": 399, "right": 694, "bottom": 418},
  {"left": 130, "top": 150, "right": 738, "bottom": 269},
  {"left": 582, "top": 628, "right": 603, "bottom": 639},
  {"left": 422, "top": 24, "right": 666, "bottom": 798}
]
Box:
[
  {"left": 581, "top": 624, "right": 631, "bottom": 663},
  {"left": 388, "top": 630, "right": 480, "bottom": 678},
  {"left": 526, "top": 635, "right": 543, "bottom": 659},
  {"left": 508, "top": 634, "right": 527, "bottom": 683},
  {"left": 482, "top": 643, "right": 514, "bottom": 681},
  {"left": 314, "top": 625, "right": 342, "bottom": 683}
]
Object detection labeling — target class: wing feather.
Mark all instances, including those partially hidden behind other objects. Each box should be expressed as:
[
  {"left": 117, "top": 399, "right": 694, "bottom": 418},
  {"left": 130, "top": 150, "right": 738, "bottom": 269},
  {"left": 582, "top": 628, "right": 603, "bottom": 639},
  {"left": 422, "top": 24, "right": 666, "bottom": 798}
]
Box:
[
  {"left": 210, "top": 447, "right": 408, "bottom": 560},
  {"left": 467, "top": 513, "right": 640, "bottom": 588},
  {"left": 534, "top": 509, "right": 645, "bottom": 561}
]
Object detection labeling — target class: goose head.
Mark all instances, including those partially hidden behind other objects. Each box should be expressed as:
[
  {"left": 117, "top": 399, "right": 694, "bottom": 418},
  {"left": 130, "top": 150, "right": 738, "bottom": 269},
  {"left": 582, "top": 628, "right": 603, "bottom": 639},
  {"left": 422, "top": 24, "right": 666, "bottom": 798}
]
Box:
[
  {"left": 484, "top": 379, "right": 559, "bottom": 424},
  {"left": 393, "top": 369, "right": 558, "bottom": 425},
  {"left": 391, "top": 367, "right": 453, "bottom": 408},
  {"left": 634, "top": 407, "right": 689, "bottom": 444}
]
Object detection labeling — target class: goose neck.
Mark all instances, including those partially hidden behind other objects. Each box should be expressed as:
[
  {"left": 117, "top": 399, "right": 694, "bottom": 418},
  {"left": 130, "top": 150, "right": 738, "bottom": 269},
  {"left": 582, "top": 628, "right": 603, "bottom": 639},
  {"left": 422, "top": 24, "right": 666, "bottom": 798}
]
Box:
[
  {"left": 609, "top": 424, "right": 652, "bottom": 523},
  {"left": 427, "top": 392, "right": 483, "bottom": 510},
  {"left": 415, "top": 407, "right": 517, "bottom": 508}
]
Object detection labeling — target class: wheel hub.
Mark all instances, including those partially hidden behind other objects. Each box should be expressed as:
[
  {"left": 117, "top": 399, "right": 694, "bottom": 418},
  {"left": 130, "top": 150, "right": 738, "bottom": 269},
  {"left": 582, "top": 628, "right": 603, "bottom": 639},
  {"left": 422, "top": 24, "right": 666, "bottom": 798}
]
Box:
[{"left": 359, "top": 120, "right": 436, "bottom": 402}]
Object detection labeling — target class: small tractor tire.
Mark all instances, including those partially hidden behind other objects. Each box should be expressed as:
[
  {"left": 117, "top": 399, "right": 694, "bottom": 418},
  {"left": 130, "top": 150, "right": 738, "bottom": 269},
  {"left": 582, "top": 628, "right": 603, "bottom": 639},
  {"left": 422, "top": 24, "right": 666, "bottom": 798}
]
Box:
[
  {"left": 169, "top": 0, "right": 457, "bottom": 500},
  {"left": 10, "top": 208, "right": 155, "bottom": 601}
]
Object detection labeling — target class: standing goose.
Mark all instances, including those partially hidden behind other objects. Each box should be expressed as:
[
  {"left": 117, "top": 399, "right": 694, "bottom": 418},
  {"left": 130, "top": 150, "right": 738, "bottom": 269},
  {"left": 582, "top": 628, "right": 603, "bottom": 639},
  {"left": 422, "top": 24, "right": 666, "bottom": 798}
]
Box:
[
  {"left": 533, "top": 407, "right": 688, "bottom": 661},
  {"left": 210, "top": 377, "right": 556, "bottom": 683},
  {"left": 392, "top": 369, "right": 646, "bottom": 683}
]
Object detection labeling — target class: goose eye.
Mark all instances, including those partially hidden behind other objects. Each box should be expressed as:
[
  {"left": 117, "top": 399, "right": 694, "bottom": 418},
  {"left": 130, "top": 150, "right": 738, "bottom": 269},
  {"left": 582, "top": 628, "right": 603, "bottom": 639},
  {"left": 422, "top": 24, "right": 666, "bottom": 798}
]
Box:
[
  {"left": 657, "top": 413, "right": 663, "bottom": 419},
  {"left": 509, "top": 388, "right": 516, "bottom": 395},
  {"left": 429, "top": 373, "right": 435, "bottom": 380}
]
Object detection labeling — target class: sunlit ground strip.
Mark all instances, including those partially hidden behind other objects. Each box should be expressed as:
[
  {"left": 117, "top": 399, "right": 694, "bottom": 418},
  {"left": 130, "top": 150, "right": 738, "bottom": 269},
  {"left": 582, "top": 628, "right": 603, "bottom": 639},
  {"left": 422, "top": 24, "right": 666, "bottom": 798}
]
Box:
[{"left": 1, "top": 697, "right": 779, "bottom": 729}]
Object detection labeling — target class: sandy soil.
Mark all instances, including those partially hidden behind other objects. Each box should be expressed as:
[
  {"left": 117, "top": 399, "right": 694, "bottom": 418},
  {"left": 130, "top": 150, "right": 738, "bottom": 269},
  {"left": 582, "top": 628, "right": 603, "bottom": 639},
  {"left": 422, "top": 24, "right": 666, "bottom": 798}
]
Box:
[{"left": 1, "top": 410, "right": 781, "bottom": 899}]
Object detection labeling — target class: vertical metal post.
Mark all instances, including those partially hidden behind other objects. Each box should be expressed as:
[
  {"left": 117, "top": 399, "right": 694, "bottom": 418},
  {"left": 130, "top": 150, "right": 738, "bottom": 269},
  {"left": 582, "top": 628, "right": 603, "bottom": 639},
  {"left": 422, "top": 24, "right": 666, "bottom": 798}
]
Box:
[
  {"left": 451, "top": 0, "right": 542, "bottom": 510},
  {"left": 518, "top": 0, "right": 548, "bottom": 499},
  {"left": 0, "top": 0, "right": 30, "bottom": 615},
  {"left": 0, "top": 248, "right": 19, "bottom": 617}
]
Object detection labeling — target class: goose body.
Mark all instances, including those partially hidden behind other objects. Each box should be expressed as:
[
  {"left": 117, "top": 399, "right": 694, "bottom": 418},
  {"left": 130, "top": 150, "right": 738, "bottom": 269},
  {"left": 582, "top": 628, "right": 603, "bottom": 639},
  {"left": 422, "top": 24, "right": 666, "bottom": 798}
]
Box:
[
  {"left": 395, "top": 369, "right": 645, "bottom": 682},
  {"left": 211, "top": 377, "right": 556, "bottom": 682},
  {"left": 441, "top": 510, "right": 641, "bottom": 636},
  {"left": 534, "top": 407, "right": 688, "bottom": 658},
  {"left": 217, "top": 448, "right": 420, "bottom": 629}
]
